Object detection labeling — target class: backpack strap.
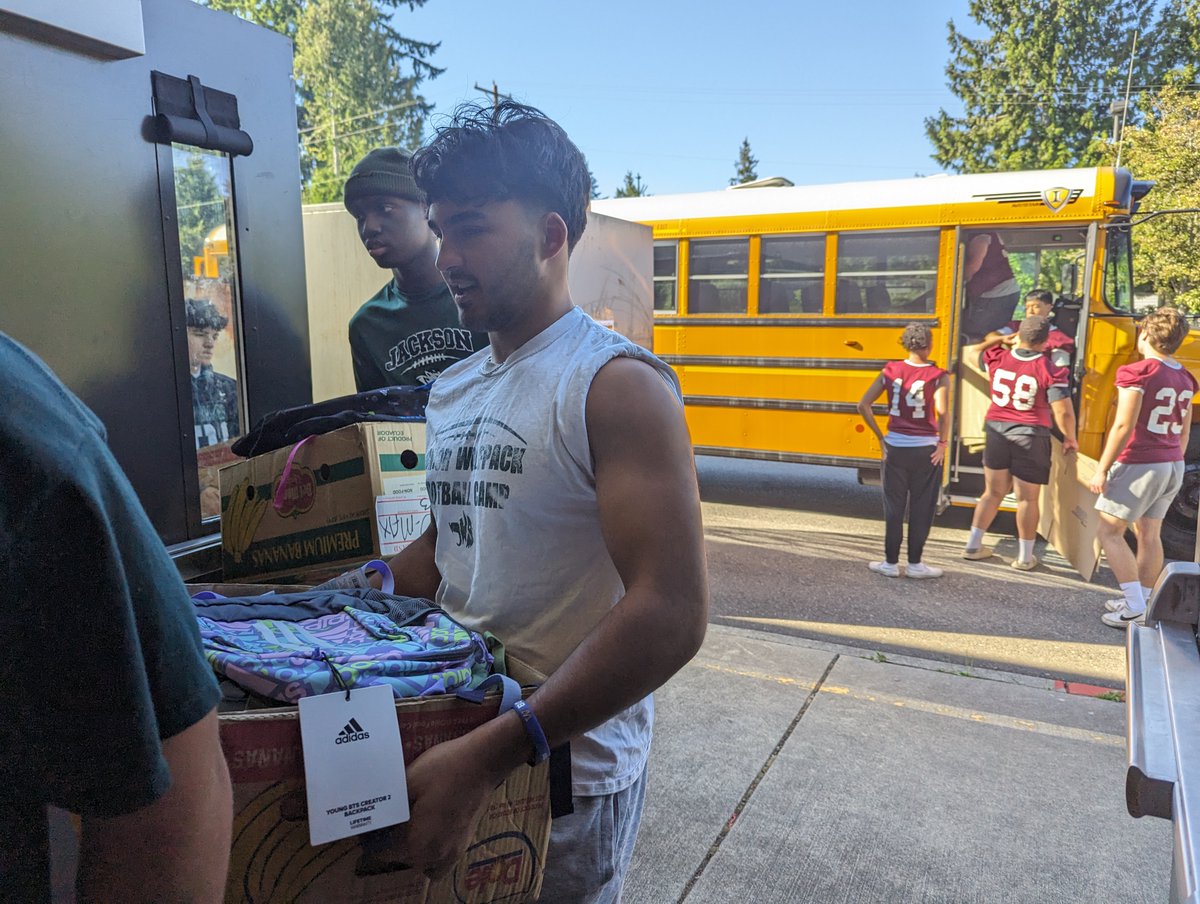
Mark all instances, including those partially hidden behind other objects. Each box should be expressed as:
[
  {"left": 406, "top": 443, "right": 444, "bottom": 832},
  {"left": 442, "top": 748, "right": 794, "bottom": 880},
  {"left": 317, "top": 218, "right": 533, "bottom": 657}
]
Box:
[{"left": 456, "top": 672, "right": 522, "bottom": 713}]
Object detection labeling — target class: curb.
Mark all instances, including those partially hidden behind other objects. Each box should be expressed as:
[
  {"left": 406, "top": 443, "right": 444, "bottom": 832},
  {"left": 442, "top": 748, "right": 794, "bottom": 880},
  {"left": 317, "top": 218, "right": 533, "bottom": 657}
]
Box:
[{"left": 1055, "top": 679, "right": 1124, "bottom": 700}]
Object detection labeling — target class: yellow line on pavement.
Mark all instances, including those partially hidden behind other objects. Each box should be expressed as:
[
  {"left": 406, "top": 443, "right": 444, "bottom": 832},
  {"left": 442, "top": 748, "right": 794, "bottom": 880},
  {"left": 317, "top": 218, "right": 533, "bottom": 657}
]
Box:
[
  {"left": 722, "top": 616, "right": 1126, "bottom": 685},
  {"left": 689, "top": 661, "right": 1123, "bottom": 747}
]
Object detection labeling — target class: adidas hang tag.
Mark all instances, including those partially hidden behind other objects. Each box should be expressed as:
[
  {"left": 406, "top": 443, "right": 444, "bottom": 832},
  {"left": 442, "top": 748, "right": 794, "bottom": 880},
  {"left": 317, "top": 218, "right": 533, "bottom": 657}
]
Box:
[{"left": 298, "top": 683, "right": 410, "bottom": 845}]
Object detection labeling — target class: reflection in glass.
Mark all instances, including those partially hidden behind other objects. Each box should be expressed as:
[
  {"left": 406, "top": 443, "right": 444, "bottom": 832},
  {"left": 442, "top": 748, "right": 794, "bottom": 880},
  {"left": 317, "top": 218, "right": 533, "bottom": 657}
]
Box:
[
  {"left": 835, "top": 230, "right": 939, "bottom": 315},
  {"left": 172, "top": 144, "right": 244, "bottom": 521},
  {"left": 689, "top": 238, "right": 748, "bottom": 314},
  {"left": 761, "top": 235, "right": 825, "bottom": 314},
  {"left": 653, "top": 242, "right": 677, "bottom": 312}
]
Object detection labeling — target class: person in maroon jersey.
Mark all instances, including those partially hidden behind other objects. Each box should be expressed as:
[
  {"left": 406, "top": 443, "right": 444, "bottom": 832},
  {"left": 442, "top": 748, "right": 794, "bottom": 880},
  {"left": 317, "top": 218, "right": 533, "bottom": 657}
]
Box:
[
  {"left": 1088, "top": 307, "right": 1198, "bottom": 628},
  {"left": 961, "top": 232, "right": 1020, "bottom": 340},
  {"left": 983, "top": 288, "right": 1075, "bottom": 368},
  {"left": 857, "top": 323, "right": 950, "bottom": 578},
  {"left": 961, "top": 316, "right": 1078, "bottom": 570}
]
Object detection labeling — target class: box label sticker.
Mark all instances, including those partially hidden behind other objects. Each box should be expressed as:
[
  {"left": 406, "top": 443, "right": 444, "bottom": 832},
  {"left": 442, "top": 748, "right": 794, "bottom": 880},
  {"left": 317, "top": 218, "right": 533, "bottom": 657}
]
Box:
[
  {"left": 298, "top": 684, "right": 409, "bottom": 845},
  {"left": 376, "top": 479, "right": 432, "bottom": 556}
]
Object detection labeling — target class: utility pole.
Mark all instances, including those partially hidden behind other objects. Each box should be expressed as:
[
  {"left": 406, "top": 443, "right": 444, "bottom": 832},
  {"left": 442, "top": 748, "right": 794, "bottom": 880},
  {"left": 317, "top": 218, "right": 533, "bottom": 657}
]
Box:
[{"left": 473, "top": 81, "right": 511, "bottom": 111}]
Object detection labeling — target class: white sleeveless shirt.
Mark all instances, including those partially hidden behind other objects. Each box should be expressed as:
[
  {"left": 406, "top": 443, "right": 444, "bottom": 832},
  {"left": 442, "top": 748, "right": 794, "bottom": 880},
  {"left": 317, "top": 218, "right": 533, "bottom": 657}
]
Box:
[{"left": 425, "top": 306, "right": 682, "bottom": 795}]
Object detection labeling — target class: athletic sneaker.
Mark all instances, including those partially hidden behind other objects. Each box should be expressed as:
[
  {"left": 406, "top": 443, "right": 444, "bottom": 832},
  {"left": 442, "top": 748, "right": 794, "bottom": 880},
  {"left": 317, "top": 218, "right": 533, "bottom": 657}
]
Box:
[
  {"left": 1102, "top": 604, "right": 1145, "bottom": 628},
  {"left": 1011, "top": 556, "right": 1039, "bottom": 572},
  {"left": 1104, "top": 598, "right": 1126, "bottom": 612},
  {"left": 962, "top": 546, "right": 995, "bottom": 561},
  {"left": 905, "top": 562, "right": 943, "bottom": 579},
  {"left": 868, "top": 561, "right": 901, "bottom": 577}
]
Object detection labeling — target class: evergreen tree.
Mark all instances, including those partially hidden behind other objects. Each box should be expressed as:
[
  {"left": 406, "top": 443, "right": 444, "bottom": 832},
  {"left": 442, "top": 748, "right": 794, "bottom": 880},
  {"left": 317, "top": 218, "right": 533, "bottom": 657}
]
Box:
[
  {"left": 730, "top": 137, "right": 758, "bottom": 185},
  {"left": 202, "top": 0, "right": 441, "bottom": 202},
  {"left": 589, "top": 169, "right": 603, "bottom": 200},
  {"left": 615, "top": 171, "right": 650, "bottom": 198},
  {"left": 924, "top": 0, "right": 1191, "bottom": 173},
  {"left": 1112, "top": 84, "right": 1200, "bottom": 311}
]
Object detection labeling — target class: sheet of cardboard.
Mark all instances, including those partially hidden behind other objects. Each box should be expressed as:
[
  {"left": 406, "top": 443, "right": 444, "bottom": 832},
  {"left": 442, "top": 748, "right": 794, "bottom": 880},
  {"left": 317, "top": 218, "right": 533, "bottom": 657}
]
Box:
[{"left": 1039, "top": 440, "right": 1103, "bottom": 581}]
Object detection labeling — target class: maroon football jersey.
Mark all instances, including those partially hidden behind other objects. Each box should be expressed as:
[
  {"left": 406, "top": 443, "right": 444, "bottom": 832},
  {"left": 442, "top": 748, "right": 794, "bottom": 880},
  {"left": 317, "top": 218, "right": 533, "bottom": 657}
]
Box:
[
  {"left": 881, "top": 359, "right": 946, "bottom": 437},
  {"left": 1001, "top": 320, "right": 1075, "bottom": 355},
  {"left": 983, "top": 346, "right": 1070, "bottom": 428},
  {"left": 1116, "top": 357, "right": 1199, "bottom": 464}
]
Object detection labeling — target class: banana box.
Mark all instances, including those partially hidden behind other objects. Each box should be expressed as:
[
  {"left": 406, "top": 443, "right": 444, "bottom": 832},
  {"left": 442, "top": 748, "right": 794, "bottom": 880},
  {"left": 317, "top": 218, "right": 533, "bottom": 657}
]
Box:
[{"left": 219, "top": 422, "right": 427, "bottom": 584}]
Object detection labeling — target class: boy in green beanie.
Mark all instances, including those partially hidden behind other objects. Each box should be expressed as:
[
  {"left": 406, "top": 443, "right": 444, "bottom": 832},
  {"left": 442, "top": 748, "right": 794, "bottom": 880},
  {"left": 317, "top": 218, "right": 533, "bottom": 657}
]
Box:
[{"left": 343, "top": 147, "right": 487, "bottom": 390}]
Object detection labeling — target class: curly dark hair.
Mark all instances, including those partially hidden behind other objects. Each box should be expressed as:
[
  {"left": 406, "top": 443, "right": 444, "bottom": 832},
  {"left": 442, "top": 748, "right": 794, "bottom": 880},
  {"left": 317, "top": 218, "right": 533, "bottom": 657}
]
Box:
[
  {"left": 900, "top": 322, "right": 933, "bottom": 352},
  {"left": 411, "top": 100, "right": 591, "bottom": 252}
]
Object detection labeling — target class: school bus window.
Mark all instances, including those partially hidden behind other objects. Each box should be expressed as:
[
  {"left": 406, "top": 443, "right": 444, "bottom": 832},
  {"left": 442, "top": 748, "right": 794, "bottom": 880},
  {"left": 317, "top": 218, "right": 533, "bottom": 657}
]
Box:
[
  {"left": 835, "top": 230, "right": 939, "bottom": 315},
  {"left": 761, "top": 235, "right": 824, "bottom": 314},
  {"left": 653, "top": 241, "right": 677, "bottom": 312},
  {"left": 1103, "top": 228, "right": 1134, "bottom": 313},
  {"left": 689, "top": 238, "right": 748, "bottom": 314}
]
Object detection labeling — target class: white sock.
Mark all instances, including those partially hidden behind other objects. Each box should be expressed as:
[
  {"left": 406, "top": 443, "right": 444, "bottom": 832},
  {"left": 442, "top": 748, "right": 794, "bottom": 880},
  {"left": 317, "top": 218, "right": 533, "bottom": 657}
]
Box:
[
  {"left": 1142, "top": 585, "right": 1153, "bottom": 602},
  {"left": 1018, "top": 539, "right": 1035, "bottom": 562},
  {"left": 966, "top": 527, "right": 985, "bottom": 550},
  {"left": 1121, "top": 581, "right": 1146, "bottom": 614}
]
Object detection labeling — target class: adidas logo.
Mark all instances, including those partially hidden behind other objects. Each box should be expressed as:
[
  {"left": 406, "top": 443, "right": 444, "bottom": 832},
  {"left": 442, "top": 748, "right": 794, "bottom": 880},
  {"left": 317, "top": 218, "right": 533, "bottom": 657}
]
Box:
[{"left": 335, "top": 717, "right": 370, "bottom": 745}]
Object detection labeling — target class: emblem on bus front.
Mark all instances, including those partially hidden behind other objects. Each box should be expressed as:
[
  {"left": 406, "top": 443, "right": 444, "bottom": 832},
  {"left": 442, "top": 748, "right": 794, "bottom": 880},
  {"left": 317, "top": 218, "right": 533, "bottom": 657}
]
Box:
[{"left": 1042, "top": 187, "right": 1072, "bottom": 212}]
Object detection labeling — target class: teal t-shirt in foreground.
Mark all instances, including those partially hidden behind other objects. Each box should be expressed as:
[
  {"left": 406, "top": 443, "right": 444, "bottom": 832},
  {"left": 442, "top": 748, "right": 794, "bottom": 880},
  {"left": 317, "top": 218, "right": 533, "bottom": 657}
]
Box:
[
  {"left": 349, "top": 279, "right": 489, "bottom": 391},
  {"left": 0, "top": 333, "right": 221, "bottom": 901}
]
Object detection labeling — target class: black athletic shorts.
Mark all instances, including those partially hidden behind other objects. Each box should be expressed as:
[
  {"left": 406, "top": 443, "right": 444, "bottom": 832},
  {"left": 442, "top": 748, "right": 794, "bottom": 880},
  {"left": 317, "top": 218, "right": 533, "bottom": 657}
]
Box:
[{"left": 983, "top": 420, "right": 1052, "bottom": 485}]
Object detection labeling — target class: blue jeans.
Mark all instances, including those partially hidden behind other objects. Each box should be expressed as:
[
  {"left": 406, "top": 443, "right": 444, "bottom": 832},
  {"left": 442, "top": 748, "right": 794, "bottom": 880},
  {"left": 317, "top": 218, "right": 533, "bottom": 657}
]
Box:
[{"left": 537, "top": 766, "right": 648, "bottom": 904}]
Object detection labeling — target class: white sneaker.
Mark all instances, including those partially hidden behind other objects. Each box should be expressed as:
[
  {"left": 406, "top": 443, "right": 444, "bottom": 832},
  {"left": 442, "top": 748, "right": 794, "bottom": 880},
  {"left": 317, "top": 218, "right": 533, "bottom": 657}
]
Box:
[
  {"left": 962, "top": 545, "right": 995, "bottom": 561},
  {"left": 868, "top": 561, "right": 900, "bottom": 577},
  {"left": 1102, "top": 604, "right": 1145, "bottom": 629},
  {"left": 905, "top": 562, "right": 943, "bottom": 579},
  {"left": 1011, "top": 556, "right": 1039, "bottom": 572},
  {"left": 1104, "top": 598, "right": 1125, "bottom": 612}
]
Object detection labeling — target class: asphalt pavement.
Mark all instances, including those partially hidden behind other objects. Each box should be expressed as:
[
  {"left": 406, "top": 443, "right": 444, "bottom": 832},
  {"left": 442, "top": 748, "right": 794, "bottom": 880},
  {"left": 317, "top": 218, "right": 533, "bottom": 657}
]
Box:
[
  {"left": 695, "top": 457, "right": 1131, "bottom": 687},
  {"left": 616, "top": 456, "right": 1173, "bottom": 903},
  {"left": 623, "top": 625, "right": 1172, "bottom": 904}
]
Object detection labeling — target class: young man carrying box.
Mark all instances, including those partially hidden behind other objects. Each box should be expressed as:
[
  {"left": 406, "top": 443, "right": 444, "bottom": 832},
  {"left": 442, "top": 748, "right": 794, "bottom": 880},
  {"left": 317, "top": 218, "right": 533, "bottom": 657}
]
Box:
[{"left": 379, "top": 100, "right": 709, "bottom": 901}]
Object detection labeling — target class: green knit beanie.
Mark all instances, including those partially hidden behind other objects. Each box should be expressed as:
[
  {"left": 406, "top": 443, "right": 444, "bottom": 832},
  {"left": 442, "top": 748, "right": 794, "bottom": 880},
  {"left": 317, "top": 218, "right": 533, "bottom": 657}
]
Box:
[{"left": 343, "top": 147, "right": 423, "bottom": 210}]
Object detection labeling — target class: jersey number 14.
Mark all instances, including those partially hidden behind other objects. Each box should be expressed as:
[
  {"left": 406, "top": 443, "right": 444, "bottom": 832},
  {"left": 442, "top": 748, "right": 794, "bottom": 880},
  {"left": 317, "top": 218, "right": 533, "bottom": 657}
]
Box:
[{"left": 890, "top": 379, "right": 926, "bottom": 419}]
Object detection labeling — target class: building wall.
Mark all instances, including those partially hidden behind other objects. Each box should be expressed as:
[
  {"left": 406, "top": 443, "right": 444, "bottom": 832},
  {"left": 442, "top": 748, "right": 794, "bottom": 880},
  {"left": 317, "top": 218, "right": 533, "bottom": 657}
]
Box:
[{"left": 0, "top": 0, "right": 310, "bottom": 545}]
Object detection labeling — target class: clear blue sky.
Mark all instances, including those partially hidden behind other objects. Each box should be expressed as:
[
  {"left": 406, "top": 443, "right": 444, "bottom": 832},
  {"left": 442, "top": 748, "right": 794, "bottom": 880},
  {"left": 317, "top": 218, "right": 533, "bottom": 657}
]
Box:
[{"left": 397, "top": 0, "right": 972, "bottom": 196}]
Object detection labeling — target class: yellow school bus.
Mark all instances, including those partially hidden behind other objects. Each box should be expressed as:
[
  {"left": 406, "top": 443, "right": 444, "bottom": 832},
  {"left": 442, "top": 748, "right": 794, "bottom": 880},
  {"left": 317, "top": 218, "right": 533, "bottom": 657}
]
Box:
[{"left": 593, "top": 167, "right": 1200, "bottom": 559}]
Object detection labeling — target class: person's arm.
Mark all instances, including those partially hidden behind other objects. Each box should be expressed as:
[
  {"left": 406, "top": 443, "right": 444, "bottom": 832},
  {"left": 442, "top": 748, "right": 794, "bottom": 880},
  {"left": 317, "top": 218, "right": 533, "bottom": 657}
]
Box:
[
  {"left": 383, "top": 356, "right": 708, "bottom": 878},
  {"left": 78, "top": 709, "right": 231, "bottom": 903},
  {"left": 961, "top": 342, "right": 988, "bottom": 375},
  {"left": 383, "top": 520, "right": 442, "bottom": 598},
  {"left": 856, "top": 373, "right": 888, "bottom": 450},
  {"left": 349, "top": 321, "right": 382, "bottom": 393},
  {"left": 1088, "top": 387, "right": 1142, "bottom": 494},
  {"left": 1050, "top": 397, "right": 1079, "bottom": 454},
  {"left": 1180, "top": 402, "right": 1194, "bottom": 458},
  {"left": 964, "top": 234, "right": 991, "bottom": 281},
  {"left": 931, "top": 375, "right": 950, "bottom": 466}
]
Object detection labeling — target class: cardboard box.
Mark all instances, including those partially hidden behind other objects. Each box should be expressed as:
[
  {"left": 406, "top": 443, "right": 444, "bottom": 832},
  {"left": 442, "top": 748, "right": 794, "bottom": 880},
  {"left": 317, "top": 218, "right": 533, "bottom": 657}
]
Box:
[
  {"left": 197, "top": 585, "right": 551, "bottom": 904},
  {"left": 219, "top": 422, "right": 427, "bottom": 584},
  {"left": 219, "top": 688, "right": 550, "bottom": 904}
]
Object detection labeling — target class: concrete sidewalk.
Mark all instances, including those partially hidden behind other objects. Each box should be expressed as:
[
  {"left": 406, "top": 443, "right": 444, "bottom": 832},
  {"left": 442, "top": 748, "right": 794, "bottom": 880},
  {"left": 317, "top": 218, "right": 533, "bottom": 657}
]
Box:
[{"left": 624, "top": 625, "right": 1172, "bottom": 904}]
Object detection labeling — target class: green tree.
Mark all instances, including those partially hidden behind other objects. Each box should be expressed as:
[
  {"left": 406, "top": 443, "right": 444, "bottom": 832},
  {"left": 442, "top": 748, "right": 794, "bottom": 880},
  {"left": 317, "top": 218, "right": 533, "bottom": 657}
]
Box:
[
  {"left": 924, "top": 0, "right": 1191, "bottom": 173},
  {"left": 174, "top": 151, "right": 226, "bottom": 277},
  {"left": 589, "top": 169, "right": 603, "bottom": 200},
  {"left": 730, "top": 137, "right": 758, "bottom": 185},
  {"left": 1114, "top": 84, "right": 1200, "bottom": 311},
  {"left": 201, "top": 0, "right": 441, "bottom": 203},
  {"left": 615, "top": 171, "right": 650, "bottom": 198}
]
